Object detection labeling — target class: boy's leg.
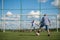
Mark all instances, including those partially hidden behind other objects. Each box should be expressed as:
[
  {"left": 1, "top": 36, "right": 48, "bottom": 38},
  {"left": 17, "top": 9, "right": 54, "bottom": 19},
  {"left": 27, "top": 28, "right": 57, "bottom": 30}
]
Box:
[
  {"left": 35, "top": 26, "right": 44, "bottom": 36},
  {"left": 45, "top": 25, "right": 50, "bottom": 36},
  {"left": 30, "top": 29, "right": 32, "bottom": 32},
  {"left": 38, "top": 27, "right": 42, "bottom": 33},
  {"left": 30, "top": 26, "right": 33, "bottom": 32},
  {"left": 38, "top": 24, "right": 44, "bottom": 33},
  {"left": 36, "top": 24, "right": 44, "bottom": 35},
  {"left": 34, "top": 27, "right": 36, "bottom": 32},
  {"left": 47, "top": 29, "right": 50, "bottom": 36},
  {"left": 35, "top": 24, "right": 44, "bottom": 36}
]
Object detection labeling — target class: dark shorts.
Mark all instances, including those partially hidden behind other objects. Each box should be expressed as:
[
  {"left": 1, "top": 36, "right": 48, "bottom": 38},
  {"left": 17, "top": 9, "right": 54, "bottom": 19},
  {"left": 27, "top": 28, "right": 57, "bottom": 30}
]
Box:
[{"left": 40, "top": 24, "right": 49, "bottom": 30}]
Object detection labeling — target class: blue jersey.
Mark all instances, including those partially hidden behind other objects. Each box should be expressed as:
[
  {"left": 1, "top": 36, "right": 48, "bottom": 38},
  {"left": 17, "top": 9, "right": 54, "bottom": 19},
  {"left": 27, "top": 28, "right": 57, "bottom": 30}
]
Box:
[{"left": 41, "top": 16, "right": 50, "bottom": 25}]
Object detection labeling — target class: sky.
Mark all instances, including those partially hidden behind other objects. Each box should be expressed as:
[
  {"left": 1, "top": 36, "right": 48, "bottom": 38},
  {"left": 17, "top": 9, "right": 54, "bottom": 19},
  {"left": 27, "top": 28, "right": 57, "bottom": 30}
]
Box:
[
  {"left": 0, "top": 0, "right": 59, "bottom": 15},
  {"left": 0, "top": 0, "right": 59, "bottom": 29}
]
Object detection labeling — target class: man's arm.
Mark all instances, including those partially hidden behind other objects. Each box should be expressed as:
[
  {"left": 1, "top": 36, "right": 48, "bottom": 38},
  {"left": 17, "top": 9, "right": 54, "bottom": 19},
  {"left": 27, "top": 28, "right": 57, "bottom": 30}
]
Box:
[
  {"left": 48, "top": 19, "right": 51, "bottom": 26},
  {"left": 48, "top": 19, "right": 50, "bottom": 23}
]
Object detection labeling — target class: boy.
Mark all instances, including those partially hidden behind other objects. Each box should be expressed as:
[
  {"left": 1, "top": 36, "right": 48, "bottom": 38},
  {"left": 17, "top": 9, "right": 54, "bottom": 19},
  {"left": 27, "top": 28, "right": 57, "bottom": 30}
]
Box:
[
  {"left": 30, "top": 20, "right": 36, "bottom": 32},
  {"left": 36, "top": 14, "right": 51, "bottom": 36}
]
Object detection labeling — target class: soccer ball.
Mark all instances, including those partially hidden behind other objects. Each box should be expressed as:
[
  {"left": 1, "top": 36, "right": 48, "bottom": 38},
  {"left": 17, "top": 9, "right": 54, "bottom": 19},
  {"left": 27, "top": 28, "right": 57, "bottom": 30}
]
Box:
[{"left": 36, "top": 32, "right": 40, "bottom": 36}]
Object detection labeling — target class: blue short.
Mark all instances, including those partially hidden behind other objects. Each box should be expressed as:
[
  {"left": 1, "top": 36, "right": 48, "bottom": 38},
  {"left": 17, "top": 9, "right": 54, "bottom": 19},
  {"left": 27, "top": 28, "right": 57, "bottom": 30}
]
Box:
[{"left": 40, "top": 24, "right": 49, "bottom": 30}]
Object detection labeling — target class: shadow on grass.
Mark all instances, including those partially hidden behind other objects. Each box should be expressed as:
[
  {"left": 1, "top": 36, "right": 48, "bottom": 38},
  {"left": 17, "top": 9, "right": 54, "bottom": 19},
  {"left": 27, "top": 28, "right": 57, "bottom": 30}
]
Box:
[
  {"left": 18, "top": 34, "right": 36, "bottom": 36},
  {"left": 18, "top": 34, "right": 48, "bottom": 36}
]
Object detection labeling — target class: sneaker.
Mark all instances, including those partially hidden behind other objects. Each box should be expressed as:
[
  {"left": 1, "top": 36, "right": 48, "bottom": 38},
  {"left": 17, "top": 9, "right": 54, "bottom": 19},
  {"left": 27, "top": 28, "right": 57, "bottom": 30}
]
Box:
[
  {"left": 48, "top": 34, "right": 50, "bottom": 36},
  {"left": 36, "top": 32, "right": 40, "bottom": 36},
  {"left": 38, "top": 30, "right": 40, "bottom": 33}
]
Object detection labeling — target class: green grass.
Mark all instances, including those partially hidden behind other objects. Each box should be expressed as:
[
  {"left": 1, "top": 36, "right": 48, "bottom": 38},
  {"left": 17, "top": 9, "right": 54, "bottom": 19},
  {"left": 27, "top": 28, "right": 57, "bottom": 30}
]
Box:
[{"left": 0, "top": 31, "right": 60, "bottom": 40}]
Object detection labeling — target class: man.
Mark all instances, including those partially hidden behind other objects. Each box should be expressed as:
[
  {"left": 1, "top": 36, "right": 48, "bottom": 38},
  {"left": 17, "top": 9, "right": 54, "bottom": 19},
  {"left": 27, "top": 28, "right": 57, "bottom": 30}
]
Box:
[
  {"left": 30, "top": 20, "right": 36, "bottom": 32},
  {"left": 36, "top": 14, "right": 51, "bottom": 36}
]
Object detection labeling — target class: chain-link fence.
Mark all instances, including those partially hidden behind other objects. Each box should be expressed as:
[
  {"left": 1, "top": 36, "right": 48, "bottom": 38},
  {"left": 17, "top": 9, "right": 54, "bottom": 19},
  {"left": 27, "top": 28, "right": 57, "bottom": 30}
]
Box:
[
  {"left": 0, "top": 14, "right": 60, "bottom": 32},
  {"left": 0, "top": 0, "right": 60, "bottom": 32}
]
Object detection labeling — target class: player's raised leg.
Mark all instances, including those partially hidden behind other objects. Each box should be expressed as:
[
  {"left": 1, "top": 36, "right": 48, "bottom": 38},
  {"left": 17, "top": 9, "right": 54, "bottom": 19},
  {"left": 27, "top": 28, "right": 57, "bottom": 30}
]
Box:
[{"left": 35, "top": 26, "right": 43, "bottom": 36}]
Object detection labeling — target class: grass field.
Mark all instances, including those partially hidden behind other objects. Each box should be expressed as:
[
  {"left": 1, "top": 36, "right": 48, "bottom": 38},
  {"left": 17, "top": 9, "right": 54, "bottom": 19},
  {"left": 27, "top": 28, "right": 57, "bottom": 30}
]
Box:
[{"left": 0, "top": 31, "right": 60, "bottom": 40}]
